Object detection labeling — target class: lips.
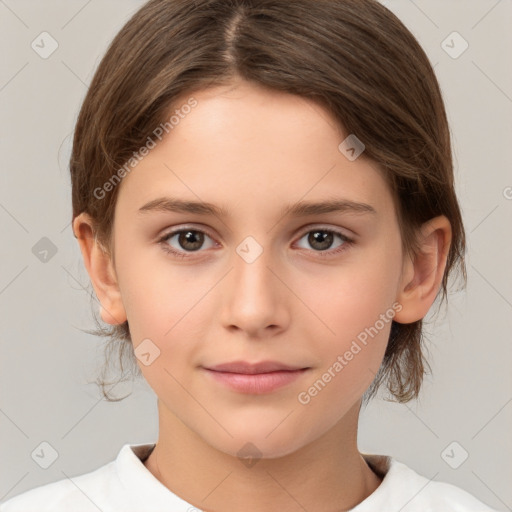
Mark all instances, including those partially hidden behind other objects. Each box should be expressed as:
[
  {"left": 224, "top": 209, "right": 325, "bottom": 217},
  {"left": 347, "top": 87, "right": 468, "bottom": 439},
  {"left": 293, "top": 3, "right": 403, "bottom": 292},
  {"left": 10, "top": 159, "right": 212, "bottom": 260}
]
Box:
[
  {"left": 202, "top": 361, "right": 310, "bottom": 394},
  {"left": 205, "top": 360, "right": 307, "bottom": 374}
]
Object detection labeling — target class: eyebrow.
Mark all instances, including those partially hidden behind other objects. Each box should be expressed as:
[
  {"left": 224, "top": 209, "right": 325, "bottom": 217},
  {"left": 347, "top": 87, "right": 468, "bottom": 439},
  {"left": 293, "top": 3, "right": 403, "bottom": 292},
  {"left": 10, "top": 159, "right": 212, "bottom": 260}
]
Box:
[{"left": 138, "top": 196, "right": 377, "bottom": 218}]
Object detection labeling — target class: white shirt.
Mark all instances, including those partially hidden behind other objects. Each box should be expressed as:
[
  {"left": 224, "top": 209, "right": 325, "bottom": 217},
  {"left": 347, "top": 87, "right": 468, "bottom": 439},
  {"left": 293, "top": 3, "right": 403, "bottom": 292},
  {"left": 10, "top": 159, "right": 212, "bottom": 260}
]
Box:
[{"left": 0, "top": 443, "right": 498, "bottom": 511}]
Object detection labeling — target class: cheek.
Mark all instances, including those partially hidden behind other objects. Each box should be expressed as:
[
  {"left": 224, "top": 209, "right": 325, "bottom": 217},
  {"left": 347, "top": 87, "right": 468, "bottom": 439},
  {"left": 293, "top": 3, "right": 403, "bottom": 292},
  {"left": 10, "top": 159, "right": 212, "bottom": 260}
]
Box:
[
  {"left": 294, "top": 238, "right": 402, "bottom": 396},
  {"left": 295, "top": 312, "right": 392, "bottom": 426},
  {"left": 297, "top": 246, "right": 401, "bottom": 342},
  {"left": 114, "top": 249, "right": 217, "bottom": 392},
  {"left": 114, "top": 238, "right": 208, "bottom": 338}
]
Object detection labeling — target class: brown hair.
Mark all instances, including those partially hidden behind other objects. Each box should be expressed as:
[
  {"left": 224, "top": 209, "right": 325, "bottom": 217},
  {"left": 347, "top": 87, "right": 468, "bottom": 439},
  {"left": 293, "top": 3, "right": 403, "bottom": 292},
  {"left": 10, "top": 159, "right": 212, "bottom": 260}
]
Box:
[{"left": 70, "top": 0, "right": 466, "bottom": 403}]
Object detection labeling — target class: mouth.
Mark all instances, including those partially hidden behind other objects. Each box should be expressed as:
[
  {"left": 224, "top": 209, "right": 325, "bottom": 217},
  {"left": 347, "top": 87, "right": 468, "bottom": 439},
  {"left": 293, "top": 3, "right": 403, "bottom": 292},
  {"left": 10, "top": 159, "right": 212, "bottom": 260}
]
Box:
[{"left": 201, "top": 361, "right": 311, "bottom": 394}]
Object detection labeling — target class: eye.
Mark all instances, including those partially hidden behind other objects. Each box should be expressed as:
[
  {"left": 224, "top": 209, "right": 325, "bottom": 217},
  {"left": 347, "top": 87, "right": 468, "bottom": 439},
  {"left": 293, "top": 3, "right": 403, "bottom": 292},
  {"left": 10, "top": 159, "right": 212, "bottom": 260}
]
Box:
[
  {"left": 158, "top": 228, "right": 216, "bottom": 258},
  {"left": 294, "top": 227, "right": 353, "bottom": 257},
  {"left": 158, "top": 226, "right": 354, "bottom": 260}
]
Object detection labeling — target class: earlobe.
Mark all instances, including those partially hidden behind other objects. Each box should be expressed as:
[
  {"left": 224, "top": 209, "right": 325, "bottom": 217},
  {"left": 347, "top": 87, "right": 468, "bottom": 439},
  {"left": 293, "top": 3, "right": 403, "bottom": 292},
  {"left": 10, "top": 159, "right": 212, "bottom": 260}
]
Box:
[
  {"left": 72, "top": 213, "right": 127, "bottom": 326},
  {"left": 393, "top": 216, "right": 452, "bottom": 324}
]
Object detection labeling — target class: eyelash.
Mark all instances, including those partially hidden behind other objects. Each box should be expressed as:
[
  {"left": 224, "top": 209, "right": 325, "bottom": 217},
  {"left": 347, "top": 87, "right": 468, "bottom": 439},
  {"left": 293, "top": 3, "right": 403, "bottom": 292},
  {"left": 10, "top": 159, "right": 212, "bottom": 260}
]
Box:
[{"left": 157, "top": 226, "right": 354, "bottom": 260}]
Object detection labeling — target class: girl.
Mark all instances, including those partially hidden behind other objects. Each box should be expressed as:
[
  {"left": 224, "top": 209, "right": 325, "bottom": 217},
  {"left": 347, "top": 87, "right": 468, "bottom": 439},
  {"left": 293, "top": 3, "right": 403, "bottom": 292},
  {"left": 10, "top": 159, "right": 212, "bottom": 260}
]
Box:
[{"left": 1, "top": 0, "right": 499, "bottom": 510}]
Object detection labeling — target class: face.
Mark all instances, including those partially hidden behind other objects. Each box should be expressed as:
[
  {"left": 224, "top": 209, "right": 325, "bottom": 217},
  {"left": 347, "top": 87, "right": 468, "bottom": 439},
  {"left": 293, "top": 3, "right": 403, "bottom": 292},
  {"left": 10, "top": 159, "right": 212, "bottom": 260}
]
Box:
[{"left": 108, "top": 80, "right": 406, "bottom": 458}]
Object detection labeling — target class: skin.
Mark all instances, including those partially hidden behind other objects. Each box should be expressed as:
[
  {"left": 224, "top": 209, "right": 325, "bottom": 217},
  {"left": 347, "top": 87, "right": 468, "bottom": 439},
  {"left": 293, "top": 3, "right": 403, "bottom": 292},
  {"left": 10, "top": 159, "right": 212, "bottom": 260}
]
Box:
[{"left": 74, "top": 79, "right": 452, "bottom": 512}]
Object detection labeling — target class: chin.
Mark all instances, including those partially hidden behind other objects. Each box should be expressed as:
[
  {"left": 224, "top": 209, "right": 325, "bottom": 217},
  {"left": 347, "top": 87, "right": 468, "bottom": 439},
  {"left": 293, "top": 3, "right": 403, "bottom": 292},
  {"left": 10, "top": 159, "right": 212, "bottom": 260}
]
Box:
[{"left": 202, "top": 425, "right": 314, "bottom": 462}]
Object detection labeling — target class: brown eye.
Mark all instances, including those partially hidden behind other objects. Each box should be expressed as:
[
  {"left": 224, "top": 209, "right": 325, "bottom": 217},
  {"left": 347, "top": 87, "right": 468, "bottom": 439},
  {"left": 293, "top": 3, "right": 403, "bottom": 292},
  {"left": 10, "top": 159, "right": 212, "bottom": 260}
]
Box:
[
  {"left": 175, "top": 230, "right": 205, "bottom": 251},
  {"left": 159, "top": 228, "right": 216, "bottom": 258},
  {"left": 296, "top": 228, "right": 350, "bottom": 253},
  {"left": 307, "top": 230, "right": 335, "bottom": 251}
]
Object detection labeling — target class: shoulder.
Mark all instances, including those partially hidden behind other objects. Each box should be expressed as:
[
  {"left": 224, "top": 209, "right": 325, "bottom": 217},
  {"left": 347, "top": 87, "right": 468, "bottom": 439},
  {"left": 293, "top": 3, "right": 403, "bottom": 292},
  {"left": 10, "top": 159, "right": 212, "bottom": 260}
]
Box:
[
  {"left": 0, "top": 458, "right": 125, "bottom": 512},
  {"left": 396, "top": 461, "right": 496, "bottom": 512},
  {"left": 361, "top": 454, "right": 498, "bottom": 512}
]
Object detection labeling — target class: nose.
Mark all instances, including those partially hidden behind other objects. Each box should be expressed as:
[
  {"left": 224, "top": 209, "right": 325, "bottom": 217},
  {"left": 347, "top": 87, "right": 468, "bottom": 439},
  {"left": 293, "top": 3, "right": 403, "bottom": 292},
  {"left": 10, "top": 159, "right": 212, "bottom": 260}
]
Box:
[{"left": 219, "top": 244, "right": 290, "bottom": 338}]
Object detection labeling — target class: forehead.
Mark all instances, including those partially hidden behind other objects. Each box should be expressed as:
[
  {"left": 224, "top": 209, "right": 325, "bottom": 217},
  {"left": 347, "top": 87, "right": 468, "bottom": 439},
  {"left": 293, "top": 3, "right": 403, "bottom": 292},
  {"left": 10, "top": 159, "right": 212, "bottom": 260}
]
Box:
[
  {"left": 115, "top": 80, "right": 393, "bottom": 220},
  {"left": 174, "top": 80, "right": 345, "bottom": 146}
]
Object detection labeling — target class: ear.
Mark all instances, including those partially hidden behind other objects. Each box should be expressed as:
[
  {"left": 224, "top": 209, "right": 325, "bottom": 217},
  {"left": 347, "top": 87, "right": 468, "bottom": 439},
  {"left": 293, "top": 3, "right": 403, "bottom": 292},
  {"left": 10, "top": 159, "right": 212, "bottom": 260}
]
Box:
[
  {"left": 393, "top": 215, "right": 452, "bottom": 324},
  {"left": 72, "top": 213, "right": 127, "bottom": 325}
]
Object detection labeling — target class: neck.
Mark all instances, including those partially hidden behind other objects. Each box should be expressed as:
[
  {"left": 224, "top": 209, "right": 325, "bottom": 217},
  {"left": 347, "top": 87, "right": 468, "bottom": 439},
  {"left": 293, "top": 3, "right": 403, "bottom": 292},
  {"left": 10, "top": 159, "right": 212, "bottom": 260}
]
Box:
[{"left": 143, "top": 400, "right": 382, "bottom": 512}]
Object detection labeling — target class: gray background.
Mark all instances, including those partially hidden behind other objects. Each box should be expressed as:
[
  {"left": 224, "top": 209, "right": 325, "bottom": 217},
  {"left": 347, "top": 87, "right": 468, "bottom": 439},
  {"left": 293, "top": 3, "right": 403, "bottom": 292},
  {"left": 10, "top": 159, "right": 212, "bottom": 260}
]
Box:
[{"left": 0, "top": 0, "right": 511, "bottom": 510}]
